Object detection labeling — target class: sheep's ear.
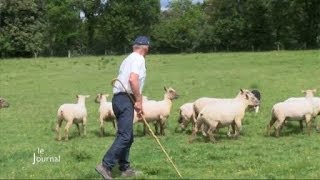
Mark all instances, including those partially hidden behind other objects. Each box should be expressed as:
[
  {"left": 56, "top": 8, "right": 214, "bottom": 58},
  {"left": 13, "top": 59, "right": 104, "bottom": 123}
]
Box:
[
  {"left": 85, "top": 95, "right": 90, "bottom": 98},
  {"left": 105, "top": 94, "right": 109, "bottom": 97},
  {"left": 313, "top": 89, "right": 317, "bottom": 93},
  {"left": 164, "top": 86, "right": 167, "bottom": 91},
  {"left": 240, "top": 89, "right": 244, "bottom": 94},
  {"left": 245, "top": 94, "right": 249, "bottom": 100},
  {"left": 76, "top": 95, "right": 79, "bottom": 98},
  {"left": 301, "top": 90, "right": 306, "bottom": 93}
]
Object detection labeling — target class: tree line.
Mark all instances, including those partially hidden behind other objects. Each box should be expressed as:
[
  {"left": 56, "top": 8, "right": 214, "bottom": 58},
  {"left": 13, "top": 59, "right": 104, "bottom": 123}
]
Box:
[{"left": 0, "top": 0, "right": 319, "bottom": 58}]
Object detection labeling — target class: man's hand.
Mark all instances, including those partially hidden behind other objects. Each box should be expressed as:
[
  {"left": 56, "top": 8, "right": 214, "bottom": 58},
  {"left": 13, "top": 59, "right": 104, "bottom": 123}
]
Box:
[{"left": 134, "top": 100, "right": 143, "bottom": 118}]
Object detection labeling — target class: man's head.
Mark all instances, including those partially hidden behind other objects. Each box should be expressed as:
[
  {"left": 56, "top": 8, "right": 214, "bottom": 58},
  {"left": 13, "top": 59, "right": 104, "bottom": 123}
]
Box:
[{"left": 133, "top": 36, "right": 150, "bottom": 56}]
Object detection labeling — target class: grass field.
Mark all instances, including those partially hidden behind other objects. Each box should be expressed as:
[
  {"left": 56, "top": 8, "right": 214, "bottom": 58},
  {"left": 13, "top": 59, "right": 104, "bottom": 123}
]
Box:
[{"left": 0, "top": 51, "right": 319, "bottom": 179}]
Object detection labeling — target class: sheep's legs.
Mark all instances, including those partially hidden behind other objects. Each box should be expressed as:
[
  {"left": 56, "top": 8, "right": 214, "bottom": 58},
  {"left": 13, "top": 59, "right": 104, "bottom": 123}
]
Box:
[
  {"left": 160, "top": 121, "right": 166, "bottom": 136},
  {"left": 274, "top": 120, "right": 284, "bottom": 137},
  {"left": 299, "top": 120, "right": 304, "bottom": 131},
  {"left": 305, "top": 115, "right": 312, "bottom": 135},
  {"left": 100, "top": 119, "right": 105, "bottom": 137},
  {"left": 206, "top": 121, "right": 219, "bottom": 143},
  {"left": 189, "top": 119, "right": 202, "bottom": 143},
  {"left": 82, "top": 117, "right": 87, "bottom": 136},
  {"left": 234, "top": 119, "right": 242, "bottom": 138},
  {"left": 64, "top": 121, "right": 73, "bottom": 141},
  {"left": 201, "top": 124, "right": 209, "bottom": 137},
  {"left": 154, "top": 122, "right": 159, "bottom": 135},
  {"left": 56, "top": 118, "right": 63, "bottom": 141},
  {"left": 267, "top": 116, "right": 277, "bottom": 136},
  {"left": 227, "top": 123, "right": 236, "bottom": 138},
  {"left": 75, "top": 123, "right": 81, "bottom": 135}
]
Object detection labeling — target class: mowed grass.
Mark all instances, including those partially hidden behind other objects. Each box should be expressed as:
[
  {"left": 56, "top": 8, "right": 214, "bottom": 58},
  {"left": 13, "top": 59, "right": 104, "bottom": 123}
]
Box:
[{"left": 0, "top": 51, "right": 319, "bottom": 179}]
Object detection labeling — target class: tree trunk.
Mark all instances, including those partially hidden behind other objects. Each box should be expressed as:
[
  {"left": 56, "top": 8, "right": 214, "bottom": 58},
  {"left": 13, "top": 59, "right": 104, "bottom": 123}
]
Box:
[{"left": 68, "top": 50, "right": 71, "bottom": 58}]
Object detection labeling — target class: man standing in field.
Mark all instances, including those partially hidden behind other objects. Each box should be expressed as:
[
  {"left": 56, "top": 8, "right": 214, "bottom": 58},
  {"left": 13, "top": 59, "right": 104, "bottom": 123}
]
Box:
[{"left": 95, "top": 36, "right": 149, "bottom": 179}]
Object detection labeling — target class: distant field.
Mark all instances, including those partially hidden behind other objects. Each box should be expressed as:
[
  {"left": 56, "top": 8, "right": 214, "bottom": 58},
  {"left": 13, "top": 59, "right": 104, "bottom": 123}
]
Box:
[{"left": 0, "top": 51, "right": 319, "bottom": 179}]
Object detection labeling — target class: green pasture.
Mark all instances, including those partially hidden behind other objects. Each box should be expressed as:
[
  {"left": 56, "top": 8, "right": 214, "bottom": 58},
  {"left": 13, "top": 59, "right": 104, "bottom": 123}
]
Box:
[{"left": 0, "top": 51, "right": 319, "bottom": 179}]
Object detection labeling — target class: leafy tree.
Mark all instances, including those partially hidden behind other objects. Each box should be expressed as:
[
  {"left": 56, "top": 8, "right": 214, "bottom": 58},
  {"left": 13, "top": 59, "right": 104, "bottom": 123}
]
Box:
[
  {"left": 99, "top": 0, "right": 160, "bottom": 54},
  {"left": 152, "top": 0, "right": 207, "bottom": 52},
  {"left": 0, "top": 0, "right": 46, "bottom": 57},
  {"left": 45, "top": 0, "right": 82, "bottom": 56},
  {"left": 75, "top": 0, "right": 107, "bottom": 54}
]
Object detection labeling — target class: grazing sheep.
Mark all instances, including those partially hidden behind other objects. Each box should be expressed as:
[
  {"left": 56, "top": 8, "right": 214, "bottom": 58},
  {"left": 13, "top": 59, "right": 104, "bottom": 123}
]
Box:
[
  {"left": 0, "top": 97, "right": 9, "bottom": 109},
  {"left": 247, "top": 89, "right": 261, "bottom": 113},
  {"left": 267, "top": 89, "right": 317, "bottom": 137},
  {"left": 176, "top": 102, "right": 194, "bottom": 131},
  {"left": 95, "top": 93, "right": 117, "bottom": 136},
  {"left": 56, "top": 95, "right": 90, "bottom": 141},
  {"left": 134, "top": 87, "right": 179, "bottom": 135},
  {"left": 190, "top": 89, "right": 260, "bottom": 143}
]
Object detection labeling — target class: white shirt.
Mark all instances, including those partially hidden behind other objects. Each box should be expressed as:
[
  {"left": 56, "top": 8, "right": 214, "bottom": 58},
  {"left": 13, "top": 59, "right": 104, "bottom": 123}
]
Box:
[{"left": 113, "top": 52, "right": 146, "bottom": 94}]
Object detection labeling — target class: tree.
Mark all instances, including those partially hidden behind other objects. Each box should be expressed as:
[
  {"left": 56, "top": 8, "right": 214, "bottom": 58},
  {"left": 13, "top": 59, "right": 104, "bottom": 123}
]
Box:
[
  {"left": 204, "top": 0, "right": 246, "bottom": 51},
  {"left": 45, "top": 0, "right": 82, "bottom": 56},
  {"left": 98, "top": 0, "right": 160, "bottom": 54},
  {"left": 152, "top": 0, "right": 207, "bottom": 53},
  {"left": 75, "top": 0, "right": 108, "bottom": 54},
  {"left": 0, "top": 0, "right": 46, "bottom": 57}
]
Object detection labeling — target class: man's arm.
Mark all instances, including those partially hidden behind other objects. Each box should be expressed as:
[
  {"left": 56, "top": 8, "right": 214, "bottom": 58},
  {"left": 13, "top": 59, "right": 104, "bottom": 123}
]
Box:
[{"left": 129, "top": 72, "right": 143, "bottom": 114}]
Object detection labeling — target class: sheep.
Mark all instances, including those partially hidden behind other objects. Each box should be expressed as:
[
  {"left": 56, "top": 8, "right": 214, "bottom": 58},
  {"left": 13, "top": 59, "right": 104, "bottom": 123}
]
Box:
[
  {"left": 192, "top": 89, "right": 258, "bottom": 134},
  {"left": 189, "top": 89, "right": 260, "bottom": 143},
  {"left": 0, "top": 97, "right": 9, "bottom": 109},
  {"left": 247, "top": 89, "right": 261, "bottom": 113},
  {"left": 56, "top": 95, "right": 90, "bottom": 141},
  {"left": 283, "top": 89, "right": 320, "bottom": 130},
  {"left": 134, "top": 87, "right": 179, "bottom": 135},
  {"left": 267, "top": 89, "right": 317, "bottom": 137},
  {"left": 176, "top": 102, "right": 194, "bottom": 132},
  {"left": 95, "top": 93, "right": 117, "bottom": 136}
]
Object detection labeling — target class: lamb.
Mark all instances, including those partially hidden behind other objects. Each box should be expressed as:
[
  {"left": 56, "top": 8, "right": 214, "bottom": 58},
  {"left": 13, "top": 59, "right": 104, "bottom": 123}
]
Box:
[
  {"left": 134, "top": 87, "right": 179, "bottom": 135},
  {"left": 95, "top": 93, "right": 117, "bottom": 136},
  {"left": 0, "top": 97, "right": 9, "bottom": 109},
  {"left": 177, "top": 102, "right": 194, "bottom": 131},
  {"left": 56, "top": 95, "right": 90, "bottom": 141},
  {"left": 267, "top": 89, "right": 317, "bottom": 137},
  {"left": 190, "top": 89, "right": 260, "bottom": 143}
]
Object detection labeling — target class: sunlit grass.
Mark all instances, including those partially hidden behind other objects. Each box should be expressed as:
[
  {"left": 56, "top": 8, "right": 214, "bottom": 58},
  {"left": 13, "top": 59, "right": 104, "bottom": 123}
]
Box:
[{"left": 0, "top": 50, "right": 319, "bottom": 179}]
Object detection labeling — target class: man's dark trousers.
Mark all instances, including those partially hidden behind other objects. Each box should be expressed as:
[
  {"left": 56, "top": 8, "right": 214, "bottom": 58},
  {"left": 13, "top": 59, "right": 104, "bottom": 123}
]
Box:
[{"left": 102, "top": 93, "right": 134, "bottom": 171}]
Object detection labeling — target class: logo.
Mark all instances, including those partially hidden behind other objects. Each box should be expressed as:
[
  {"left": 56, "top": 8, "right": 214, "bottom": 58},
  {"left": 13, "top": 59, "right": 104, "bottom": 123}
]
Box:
[{"left": 32, "top": 147, "right": 60, "bottom": 165}]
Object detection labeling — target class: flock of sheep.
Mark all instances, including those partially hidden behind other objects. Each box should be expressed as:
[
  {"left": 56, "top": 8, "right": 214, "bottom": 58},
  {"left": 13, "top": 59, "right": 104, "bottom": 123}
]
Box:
[{"left": 55, "top": 88, "right": 320, "bottom": 142}]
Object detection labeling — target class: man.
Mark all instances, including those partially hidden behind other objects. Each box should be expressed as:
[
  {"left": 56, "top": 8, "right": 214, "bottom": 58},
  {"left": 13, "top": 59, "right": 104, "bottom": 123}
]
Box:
[{"left": 95, "top": 36, "right": 149, "bottom": 179}]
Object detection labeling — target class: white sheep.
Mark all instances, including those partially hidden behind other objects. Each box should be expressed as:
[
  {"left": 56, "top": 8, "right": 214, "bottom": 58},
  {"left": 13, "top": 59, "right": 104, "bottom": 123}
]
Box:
[
  {"left": 95, "top": 93, "right": 117, "bottom": 136},
  {"left": 283, "top": 89, "right": 320, "bottom": 130},
  {"left": 56, "top": 95, "right": 90, "bottom": 141},
  {"left": 134, "top": 87, "right": 179, "bottom": 135},
  {"left": 267, "top": 89, "right": 317, "bottom": 137},
  {"left": 177, "top": 102, "right": 194, "bottom": 131},
  {"left": 189, "top": 89, "right": 260, "bottom": 143},
  {"left": 192, "top": 89, "right": 257, "bottom": 135}
]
